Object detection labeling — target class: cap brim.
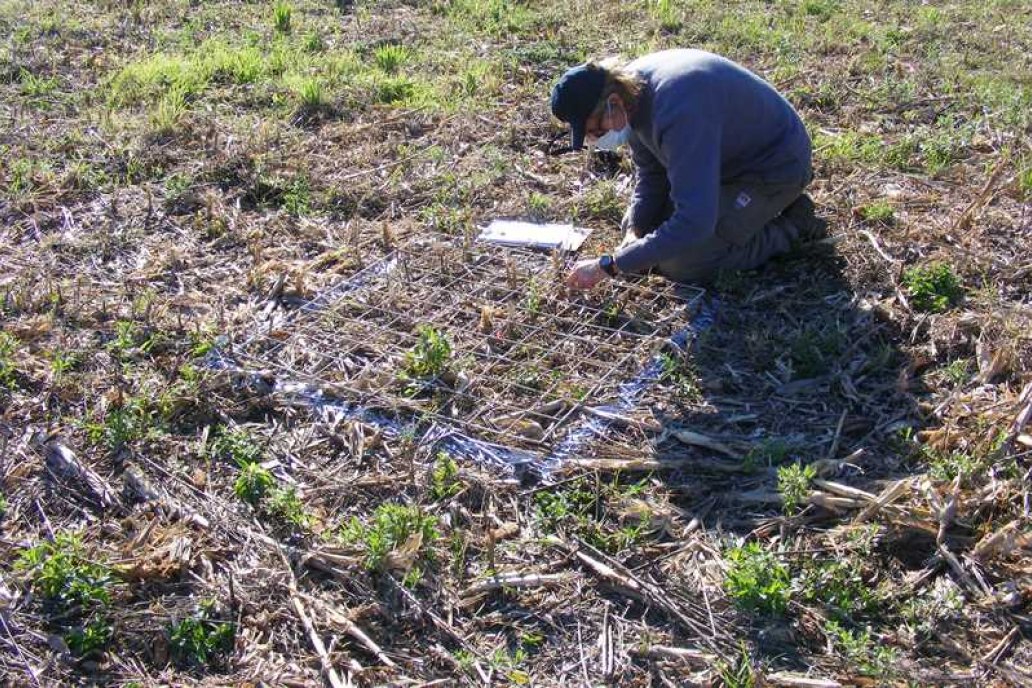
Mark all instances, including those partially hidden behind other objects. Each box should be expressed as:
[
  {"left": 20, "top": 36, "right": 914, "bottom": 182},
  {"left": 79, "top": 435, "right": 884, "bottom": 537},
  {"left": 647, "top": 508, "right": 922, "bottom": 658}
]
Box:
[{"left": 570, "top": 121, "right": 586, "bottom": 151}]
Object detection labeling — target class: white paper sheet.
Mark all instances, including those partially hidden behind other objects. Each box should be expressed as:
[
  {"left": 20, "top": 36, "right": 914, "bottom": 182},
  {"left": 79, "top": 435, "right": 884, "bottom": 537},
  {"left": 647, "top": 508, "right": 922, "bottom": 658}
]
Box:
[{"left": 477, "top": 220, "right": 592, "bottom": 252}]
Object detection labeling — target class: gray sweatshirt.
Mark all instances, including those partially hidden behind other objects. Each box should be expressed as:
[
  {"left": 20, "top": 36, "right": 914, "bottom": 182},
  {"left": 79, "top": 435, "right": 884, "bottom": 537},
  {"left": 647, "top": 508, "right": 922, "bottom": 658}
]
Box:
[{"left": 614, "top": 49, "right": 812, "bottom": 274}]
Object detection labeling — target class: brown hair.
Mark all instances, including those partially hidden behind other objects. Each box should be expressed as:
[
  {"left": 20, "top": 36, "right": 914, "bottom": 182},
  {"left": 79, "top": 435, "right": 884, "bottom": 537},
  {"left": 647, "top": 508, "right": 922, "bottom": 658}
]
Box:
[{"left": 587, "top": 57, "right": 643, "bottom": 117}]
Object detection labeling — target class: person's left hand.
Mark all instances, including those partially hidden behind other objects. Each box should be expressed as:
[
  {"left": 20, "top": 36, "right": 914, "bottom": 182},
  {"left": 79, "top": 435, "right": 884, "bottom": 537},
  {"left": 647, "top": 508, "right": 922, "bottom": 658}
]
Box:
[{"left": 566, "top": 258, "right": 607, "bottom": 291}]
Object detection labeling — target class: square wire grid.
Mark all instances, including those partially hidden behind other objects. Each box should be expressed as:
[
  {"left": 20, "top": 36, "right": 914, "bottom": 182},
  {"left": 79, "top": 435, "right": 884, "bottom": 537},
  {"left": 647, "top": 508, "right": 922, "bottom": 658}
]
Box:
[{"left": 238, "top": 235, "right": 702, "bottom": 450}]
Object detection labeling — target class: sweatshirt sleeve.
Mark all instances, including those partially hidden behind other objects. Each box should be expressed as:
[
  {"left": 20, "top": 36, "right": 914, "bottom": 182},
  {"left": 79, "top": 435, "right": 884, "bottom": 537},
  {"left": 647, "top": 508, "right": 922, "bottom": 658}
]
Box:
[
  {"left": 615, "top": 97, "right": 722, "bottom": 275},
  {"left": 626, "top": 140, "right": 670, "bottom": 235}
]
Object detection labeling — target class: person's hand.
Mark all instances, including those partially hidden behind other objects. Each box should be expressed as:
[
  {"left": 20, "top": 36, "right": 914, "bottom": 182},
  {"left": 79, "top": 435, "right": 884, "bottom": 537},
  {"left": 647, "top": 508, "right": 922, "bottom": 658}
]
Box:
[{"left": 566, "top": 258, "right": 607, "bottom": 291}]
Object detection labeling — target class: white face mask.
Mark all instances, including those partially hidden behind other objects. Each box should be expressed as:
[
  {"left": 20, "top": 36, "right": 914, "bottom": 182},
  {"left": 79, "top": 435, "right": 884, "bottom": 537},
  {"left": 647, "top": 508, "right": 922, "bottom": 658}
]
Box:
[{"left": 593, "top": 101, "right": 631, "bottom": 151}]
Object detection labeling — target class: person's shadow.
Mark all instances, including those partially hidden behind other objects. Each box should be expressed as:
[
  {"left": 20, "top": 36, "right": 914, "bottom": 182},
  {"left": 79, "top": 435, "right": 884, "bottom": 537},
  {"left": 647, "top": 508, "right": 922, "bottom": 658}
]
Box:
[{"left": 624, "top": 240, "right": 927, "bottom": 663}]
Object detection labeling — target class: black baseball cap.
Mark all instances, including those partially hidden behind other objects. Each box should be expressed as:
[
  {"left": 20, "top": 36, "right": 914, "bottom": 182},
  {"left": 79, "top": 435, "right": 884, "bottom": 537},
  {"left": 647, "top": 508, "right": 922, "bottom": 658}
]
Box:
[{"left": 550, "top": 63, "right": 605, "bottom": 151}]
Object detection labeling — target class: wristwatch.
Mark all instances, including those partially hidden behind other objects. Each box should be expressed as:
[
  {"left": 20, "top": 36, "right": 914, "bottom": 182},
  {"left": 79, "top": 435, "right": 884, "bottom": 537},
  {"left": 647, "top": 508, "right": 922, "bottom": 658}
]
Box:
[{"left": 599, "top": 254, "right": 619, "bottom": 277}]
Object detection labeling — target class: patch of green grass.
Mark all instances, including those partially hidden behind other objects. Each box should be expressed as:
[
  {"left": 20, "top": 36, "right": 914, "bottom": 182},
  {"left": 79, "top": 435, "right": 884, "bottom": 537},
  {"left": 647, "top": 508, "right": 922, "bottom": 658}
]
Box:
[
  {"left": 403, "top": 325, "right": 453, "bottom": 380},
  {"left": 716, "top": 643, "right": 756, "bottom": 688},
  {"left": 19, "top": 69, "right": 58, "bottom": 97},
  {"left": 341, "top": 503, "right": 439, "bottom": 571},
  {"left": 234, "top": 462, "right": 275, "bottom": 505},
  {"left": 812, "top": 130, "right": 883, "bottom": 166},
  {"left": 0, "top": 331, "right": 18, "bottom": 389},
  {"left": 150, "top": 86, "right": 189, "bottom": 135},
  {"left": 801, "top": 0, "right": 839, "bottom": 21},
  {"left": 777, "top": 462, "right": 816, "bottom": 515},
  {"left": 1019, "top": 161, "right": 1032, "bottom": 199},
  {"left": 65, "top": 617, "right": 113, "bottom": 657},
  {"left": 273, "top": 1, "right": 292, "bottom": 34},
  {"left": 825, "top": 620, "right": 898, "bottom": 678},
  {"left": 724, "top": 542, "right": 790, "bottom": 615},
  {"left": 650, "top": 0, "right": 682, "bottom": 32},
  {"left": 290, "top": 76, "right": 325, "bottom": 111},
  {"left": 0, "top": 492, "right": 7, "bottom": 518},
  {"left": 902, "top": 263, "right": 964, "bottom": 313},
  {"left": 859, "top": 200, "right": 894, "bottom": 224},
  {"left": 169, "top": 600, "right": 235, "bottom": 667},
  {"left": 303, "top": 31, "right": 325, "bottom": 53},
  {"left": 374, "top": 44, "right": 409, "bottom": 74},
  {"left": 429, "top": 452, "right": 461, "bottom": 501},
  {"left": 376, "top": 75, "right": 417, "bottom": 104}
]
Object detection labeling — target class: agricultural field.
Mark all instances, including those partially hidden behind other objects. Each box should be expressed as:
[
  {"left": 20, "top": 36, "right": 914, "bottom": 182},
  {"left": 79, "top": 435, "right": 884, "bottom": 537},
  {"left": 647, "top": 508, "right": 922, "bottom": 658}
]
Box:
[{"left": 1, "top": 0, "right": 1031, "bottom": 685}]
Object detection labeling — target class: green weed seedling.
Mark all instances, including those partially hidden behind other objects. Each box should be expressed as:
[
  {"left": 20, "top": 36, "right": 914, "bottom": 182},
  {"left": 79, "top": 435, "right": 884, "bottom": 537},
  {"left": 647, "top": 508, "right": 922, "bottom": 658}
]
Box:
[
  {"left": 86, "top": 397, "right": 156, "bottom": 452},
  {"left": 377, "top": 76, "right": 416, "bottom": 104},
  {"left": 825, "top": 620, "right": 898, "bottom": 678},
  {"left": 0, "top": 331, "right": 18, "bottom": 389},
  {"left": 430, "top": 451, "right": 461, "bottom": 501},
  {"left": 777, "top": 462, "right": 816, "bottom": 515},
  {"left": 724, "top": 541, "right": 791, "bottom": 615},
  {"left": 800, "top": 558, "right": 878, "bottom": 620},
  {"left": 209, "top": 426, "right": 264, "bottom": 466},
  {"left": 402, "top": 325, "right": 452, "bottom": 380},
  {"left": 658, "top": 350, "right": 700, "bottom": 400},
  {"left": 16, "top": 532, "right": 114, "bottom": 656},
  {"left": 169, "top": 600, "right": 235, "bottom": 667},
  {"left": 340, "top": 502, "right": 438, "bottom": 572},
  {"left": 902, "top": 263, "right": 963, "bottom": 313},
  {"left": 716, "top": 643, "right": 756, "bottom": 688},
  {"left": 266, "top": 486, "right": 312, "bottom": 529},
  {"left": 234, "top": 462, "right": 274, "bottom": 505}
]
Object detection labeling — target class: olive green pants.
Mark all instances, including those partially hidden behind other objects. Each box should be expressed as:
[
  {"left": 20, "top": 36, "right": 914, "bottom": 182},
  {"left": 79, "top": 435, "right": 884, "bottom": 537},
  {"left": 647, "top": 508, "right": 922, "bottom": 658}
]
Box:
[{"left": 625, "top": 179, "right": 807, "bottom": 283}]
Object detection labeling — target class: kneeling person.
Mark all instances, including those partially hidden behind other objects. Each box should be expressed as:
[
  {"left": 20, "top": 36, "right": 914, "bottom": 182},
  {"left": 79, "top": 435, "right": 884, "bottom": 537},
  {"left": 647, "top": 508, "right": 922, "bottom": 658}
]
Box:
[{"left": 551, "top": 49, "right": 821, "bottom": 290}]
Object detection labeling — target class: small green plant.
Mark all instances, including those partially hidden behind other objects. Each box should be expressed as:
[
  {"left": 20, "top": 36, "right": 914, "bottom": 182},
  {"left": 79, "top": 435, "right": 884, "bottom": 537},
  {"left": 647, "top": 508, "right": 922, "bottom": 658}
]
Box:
[
  {"left": 800, "top": 558, "right": 878, "bottom": 619},
  {"left": 209, "top": 426, "right": 264, "bottom": 466},
  {"left": 859, "top": 201, "right": 894, "bottom": 224},
  {"left": 923, "top": 446, "right": 980, "bottom": 483},
  {"left": 86, "top": 397, "right": 155, "bottom": 452},
  {"left": 0, "top": 492, "right": 7, "bottom": 517},
  {"left": 825, "top": 620, "right": 898, "bottom": 678},
  {"left": 234, "top": 462, "right": 274, "bottom": 505},
  {"left": 523, "top": 282, "right": 542, "bottom": 316},
  {"left": 266, "top": 486, "right": 312, "bottom": 529},
  {"left": 273, "top": 1, "right": 292, "bottom": 33},
  {"left": 724, "top": 542, "right": 790, "bottom": 615},
  {"left": 282, "top": 175, "right": 311, "bottom": 216},
  {"left": 0, "top": 332, "right": 18, "bottom": 389},
  {"left": 903, "top": 263, "right": 963, "bottom": 313},
  {"left": 429, "top": 452, "right": 461, "bottom": 501},
  {"left": 526, "top": 192, "right": 551, "bottom": 219},
  {"left": 66, "top": 618, "right": 113, "bottom": 656},
  {"left": 403, "top": 325, "right": 452, "bottom": 379},
  {"left": 374, "top": 44, "right": 409, "bottom": 74},
  {"left": 16, "top": 533, "right": 113, "bottom": 655},
  {"left": 777, "top": 462, "right": 816, "bottom": 515},
  {"left": 658, "top": 351, "right": 700, "bottom": 399},
  {"left": 340, "top": 502, "right": 438, "bottom": 571},
  {"left": 169, "top": 600, "right": 235, "bottom": 667},
  {"left": 941, "top": 359, "right": 970, "bottom": 385}
]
